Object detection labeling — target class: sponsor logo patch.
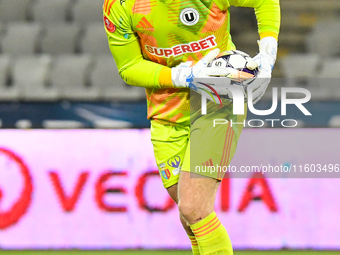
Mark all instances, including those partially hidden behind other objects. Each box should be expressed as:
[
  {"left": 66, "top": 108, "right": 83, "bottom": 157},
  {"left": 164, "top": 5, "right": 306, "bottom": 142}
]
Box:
[
  {"left": 168, "top": 156, "right": 181, "bottom": 168},
  {"left": 172, "top": 167, "right": 181, "bottom": 176},
  {"left": 104, "top": 16, "right": 116, "bottom": 33},
  {"left": 124, "top": 34, "right": 132, "bottom": 39},
  {"left": 145, "top": 35, "right": 217, "bottom": 58},
  {"left": 168, "top": 156, "right": 181, "bottom": 176}
]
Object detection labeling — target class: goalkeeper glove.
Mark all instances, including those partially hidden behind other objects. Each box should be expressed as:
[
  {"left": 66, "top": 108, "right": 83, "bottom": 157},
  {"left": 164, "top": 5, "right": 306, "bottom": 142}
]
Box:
[
  {"left": 171, "top": 49, "right": 232, "bottom": 89},
  {"left": 171, "top": 49, "right": 237, "bottom": 104},
  {"left": 247, "top": 36, "right": 278, "bottom": 104}
]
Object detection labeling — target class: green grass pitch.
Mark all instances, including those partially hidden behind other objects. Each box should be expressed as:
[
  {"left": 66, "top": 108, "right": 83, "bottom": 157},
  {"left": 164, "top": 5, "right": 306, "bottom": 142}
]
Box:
[{"left": 0, "top": 251, "right": 339, "bottom": 255}]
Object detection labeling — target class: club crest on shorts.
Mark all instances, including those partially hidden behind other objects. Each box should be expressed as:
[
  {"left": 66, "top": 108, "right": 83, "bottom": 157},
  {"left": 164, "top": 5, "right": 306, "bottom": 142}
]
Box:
[
  {"left": 180, "top": 8, "right": 199, "bottom": 26},
  {"left": 160, "top": 163, "right": 171, "bottom": 180}
]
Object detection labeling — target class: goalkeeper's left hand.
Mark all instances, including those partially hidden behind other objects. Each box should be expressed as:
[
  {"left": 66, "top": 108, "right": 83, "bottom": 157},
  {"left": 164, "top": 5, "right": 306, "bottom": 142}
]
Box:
[
  {"left": 247, "top": 36, "right": 278, "bottom": 104},
  {"left": 171, "top": 48, "right": 230, "bottom": 89},
  {"left": 171, "top": 48, "right": 235, "bottom": 104}
]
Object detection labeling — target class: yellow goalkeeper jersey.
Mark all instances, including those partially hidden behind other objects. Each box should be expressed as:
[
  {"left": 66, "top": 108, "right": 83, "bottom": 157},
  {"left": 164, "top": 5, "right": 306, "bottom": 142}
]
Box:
[{"left": 103, "top": 0, "right": 280, "bottom": 125}]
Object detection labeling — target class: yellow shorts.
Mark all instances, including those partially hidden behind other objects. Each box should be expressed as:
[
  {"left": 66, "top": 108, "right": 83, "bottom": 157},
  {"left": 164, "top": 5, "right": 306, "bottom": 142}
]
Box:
[{"left": 151, "top": 105, "right": 246, "bottom": 189}]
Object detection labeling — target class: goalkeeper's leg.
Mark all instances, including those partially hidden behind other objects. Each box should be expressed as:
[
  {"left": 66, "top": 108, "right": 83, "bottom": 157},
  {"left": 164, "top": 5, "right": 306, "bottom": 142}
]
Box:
[
  {"left": 167, "top": 184, "right": 200, "bottom": 255},
  {"left": 151, "top": 120, "right": 201, "bottom": 254},
  {"left": 178, "top": 172, "right": 233, "bottom": 255},
  {"left": 175, "top": 104, "right": 246, "bottom": 255}
]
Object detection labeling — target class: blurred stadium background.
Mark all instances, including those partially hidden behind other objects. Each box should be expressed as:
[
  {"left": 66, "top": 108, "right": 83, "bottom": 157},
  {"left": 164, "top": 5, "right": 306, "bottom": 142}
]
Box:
[{"left": 0, "top": 0, "right": 340, "bottom": 254}]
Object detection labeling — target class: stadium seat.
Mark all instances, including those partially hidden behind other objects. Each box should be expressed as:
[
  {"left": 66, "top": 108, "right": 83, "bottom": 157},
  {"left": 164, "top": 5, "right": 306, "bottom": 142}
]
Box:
[
  {"left": 318, "top": 58, "right": 340, "bottom": 99},
  {"left": 51, "top": 55, "right": 100, "bottom": 100},
  {"left": 91, "top": 55, "right": 146, "bottom": 101},
  {"left": 93, "top": 119, "right": 133, "bottom": 129},
  {"left": 0, "top": 55, "right": 10, "bottom": 86},
  {"left": 31, "top": 0, "right": 72, "bottom": 23},
  {"left": 0, "top": 0, "right": 31, "bottom": 22},
  {"left": 42, "top": 120, "right": 85, "bottom": 129},
  {"left": 319, "top": 58, "right": 340, "bottom": 79},
  {"left": 81, "top": 23, "right": 111, "bottom": 54},
  {"left": 15, "top": 119, "right": 32, "bottom": 129},
  {"left": 40, "top": 24, "right": 81, "bottom": 54},
  {"left": 0, "top": 22, "right": 3, "bottom": 34},
  {"left": 1, "top": 23, "right": 42, "bottom": 55},
  {"left": 12, "top": 55, "right": 59, "bottom": 101},
  {"left": 329, "top": 115, "right": 340, "bottom": 127},
  {"left": 72, "top": 0, "right": 104, "bottom": 24},
  {"left": 306, "top": 87, "right": 333, "bottom": 101},
  {"left": 0, "top": 54, "right": 20, "bottom": 101},
  {"left": 280, "top": 53, "right": 320, "bottom": 88},
  {"left": 306, "top": 20, "right": 340, "bottom": 57}
]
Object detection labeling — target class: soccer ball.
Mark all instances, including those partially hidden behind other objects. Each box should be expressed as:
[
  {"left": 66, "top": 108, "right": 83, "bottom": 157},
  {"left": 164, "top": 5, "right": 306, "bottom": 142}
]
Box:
[{"left": 208, "top": 50, "right": 259, "bottom": 85}]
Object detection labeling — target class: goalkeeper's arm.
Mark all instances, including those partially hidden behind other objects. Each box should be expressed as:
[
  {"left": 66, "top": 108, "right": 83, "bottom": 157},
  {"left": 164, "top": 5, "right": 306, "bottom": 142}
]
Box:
[
  {"left": 229, "top": 0, "right": 280, "bottom": 103},
  {"left": 108, "top": 37, "right": 174, "bottom": 89},
  {"left": 108, "top": 37, "right": 230, "bottom": 90}
]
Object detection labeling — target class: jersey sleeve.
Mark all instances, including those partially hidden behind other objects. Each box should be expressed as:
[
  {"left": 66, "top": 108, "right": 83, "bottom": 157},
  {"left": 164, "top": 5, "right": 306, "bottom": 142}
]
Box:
[
  {"left": 103, "top": 0, "right": 173, "bottom": 89},
  {"left": 229, "top": 0, "right": 280, "bottom": 40}
]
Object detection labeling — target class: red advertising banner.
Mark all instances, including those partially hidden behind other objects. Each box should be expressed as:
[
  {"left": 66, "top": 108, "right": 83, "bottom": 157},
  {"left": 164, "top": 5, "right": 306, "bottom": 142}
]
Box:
[{"left": 0, "top": 129, "right": 339, "bottom": 249}]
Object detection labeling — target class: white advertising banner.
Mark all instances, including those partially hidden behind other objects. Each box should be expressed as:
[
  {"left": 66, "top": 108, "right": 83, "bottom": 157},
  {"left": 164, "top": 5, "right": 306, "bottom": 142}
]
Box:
[{"left": 0, "top": 129, "right": 339, "bottom": 249}]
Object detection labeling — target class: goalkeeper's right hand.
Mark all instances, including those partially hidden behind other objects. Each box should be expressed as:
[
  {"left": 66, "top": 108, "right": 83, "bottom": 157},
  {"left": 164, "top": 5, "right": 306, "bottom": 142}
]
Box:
[{"left": 171, "top": 49, "right": 231, "bottom": 90}]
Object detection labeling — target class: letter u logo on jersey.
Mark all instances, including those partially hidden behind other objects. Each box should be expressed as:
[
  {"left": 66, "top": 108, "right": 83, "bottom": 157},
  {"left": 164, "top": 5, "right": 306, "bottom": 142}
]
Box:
[
  {"left": 180, "top": 8, "right": 199, "bottom": 26},
  {"left": 185, "top": 13, "right": 195, "bottom": 22}
]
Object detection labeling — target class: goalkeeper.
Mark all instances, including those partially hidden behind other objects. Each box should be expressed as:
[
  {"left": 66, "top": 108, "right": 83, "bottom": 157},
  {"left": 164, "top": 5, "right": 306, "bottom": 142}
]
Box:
[{"left": 103, "top": 0, "right": 280, "bottom": 254}]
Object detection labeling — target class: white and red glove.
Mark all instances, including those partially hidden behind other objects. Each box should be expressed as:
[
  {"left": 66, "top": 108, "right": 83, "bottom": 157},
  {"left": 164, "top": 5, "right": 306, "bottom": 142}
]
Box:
[
  {"left": 171, "top": 49, "right": 231, "bottom": 88},
  {"left": 172, "top": 48, "right": 252, "bottom": 104}
]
